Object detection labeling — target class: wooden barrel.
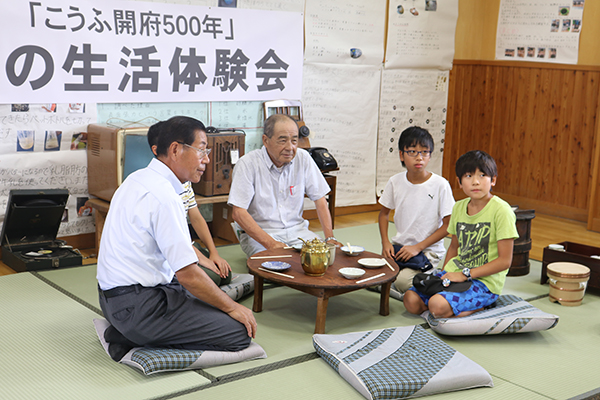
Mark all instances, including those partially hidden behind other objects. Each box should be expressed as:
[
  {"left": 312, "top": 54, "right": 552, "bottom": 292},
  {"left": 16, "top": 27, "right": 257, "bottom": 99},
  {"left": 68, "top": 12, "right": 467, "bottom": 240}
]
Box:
[
  {"left": 547, "top": 262, "right": 590, "bottom": 306},
  {"left": 507, "top": 208, "right": 535, "bottom": 276}
]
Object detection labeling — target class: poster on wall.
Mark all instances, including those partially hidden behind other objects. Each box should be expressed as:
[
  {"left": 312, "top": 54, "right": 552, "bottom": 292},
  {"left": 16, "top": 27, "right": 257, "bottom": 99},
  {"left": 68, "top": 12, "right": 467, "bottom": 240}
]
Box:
[
  {"left": 496, "top": 0, "right": 584, "bottom": 64},
  {"left": 302, "top": 63, "right": 382, "bottom": 207},
  {"left": 304, "top": 0, "right": 386, "bottom": 66},
  {"left": 377, "top": 69, "right": 449, "bottom": 195},
  {"left": 0, "top": 0, "right": 303, "bottom": 104},
  {"left": 385, "top": 0, "right": 458, "bottom": 70},
  {"left": 0, "top": 103, "right": 97, "bottom": 237}
]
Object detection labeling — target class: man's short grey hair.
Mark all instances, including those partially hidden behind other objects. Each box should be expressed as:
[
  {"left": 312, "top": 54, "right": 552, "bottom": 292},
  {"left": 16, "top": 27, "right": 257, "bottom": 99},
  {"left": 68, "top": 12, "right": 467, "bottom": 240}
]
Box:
[{"left": 263, "top": 114, "right": 298, "bottom": 138}]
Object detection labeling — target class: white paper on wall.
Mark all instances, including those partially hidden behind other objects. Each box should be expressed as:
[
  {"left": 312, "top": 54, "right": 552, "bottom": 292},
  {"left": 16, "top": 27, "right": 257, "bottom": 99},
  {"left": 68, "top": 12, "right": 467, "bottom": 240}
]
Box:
[
  {"left": 304, "top": 0, "right": 386, "bottom": 66},
  {"left": 302, "top": 63, "right": 382, "bottom": 208},
  {"left": 0, "top": 103, "right": 97, "bottom": 237},
  {"left": 495, "top": 0, "right": 584, "bottom": 64},
  {"left": 238, "top": 0, "right": 305, "bottom": 12},
  {"left": 0, "top": 150, "right": 94, "bottom": 238},
  {"left": 377, "top": 69, "right": 449, "bottom": 196},
  {"left": 385, "top": 0, "right": 458, "bottom": 70}
]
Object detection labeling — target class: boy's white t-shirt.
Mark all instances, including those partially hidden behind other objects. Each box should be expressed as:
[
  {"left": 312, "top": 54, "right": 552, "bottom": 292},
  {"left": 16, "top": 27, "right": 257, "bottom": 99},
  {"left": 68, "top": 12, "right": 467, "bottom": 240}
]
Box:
[{"left": 379, "top": 171, "right": 455, "bottom": 259}]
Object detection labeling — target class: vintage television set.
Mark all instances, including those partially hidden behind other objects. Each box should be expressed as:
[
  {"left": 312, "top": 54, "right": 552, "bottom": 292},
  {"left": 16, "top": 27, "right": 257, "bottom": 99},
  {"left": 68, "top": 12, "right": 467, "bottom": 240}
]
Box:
[
  {"left": 87, "top": 124, "right": 155, "bottom": 202},
  {"left": 87, "top": 123, "right": 245, "bottom": 201}
]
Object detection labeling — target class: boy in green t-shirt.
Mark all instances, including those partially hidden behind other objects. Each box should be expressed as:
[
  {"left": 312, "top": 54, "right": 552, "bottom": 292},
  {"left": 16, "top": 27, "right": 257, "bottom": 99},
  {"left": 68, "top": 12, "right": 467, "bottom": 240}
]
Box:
[{"left": 404, "top": 150, "right": 518, "bottom": 318}]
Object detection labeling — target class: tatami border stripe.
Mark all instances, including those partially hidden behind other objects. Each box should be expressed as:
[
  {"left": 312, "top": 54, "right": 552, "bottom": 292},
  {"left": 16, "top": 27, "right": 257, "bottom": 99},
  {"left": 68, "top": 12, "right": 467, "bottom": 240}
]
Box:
[
  {"left": 30, "top": 271, "right": 104, "bottom": 316},
  {"left": 149, "top": 352, "right": 320, "bottom": 400},
  {"left": 568, "top": 387, "right": 600, "bottom": 400}
]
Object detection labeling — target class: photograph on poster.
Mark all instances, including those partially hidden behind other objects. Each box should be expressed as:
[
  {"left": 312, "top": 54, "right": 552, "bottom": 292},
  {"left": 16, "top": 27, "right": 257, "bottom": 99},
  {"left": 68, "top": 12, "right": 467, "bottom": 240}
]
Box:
[
  {"left": 41, "top": 104, "right": 57, "bottom": 113},
  {"left": 538, "top": 48, "right": 546, "bottom": 58},
  {"left": 70, "top": 133, "right": 87, "bottom": 150},
  {"left": 68, "top": 103, "right": 85, "bottom": 113},
  {"left": 17, "top": 131, "right": 35, "bottom": 152},
  {"left": 44, "top": 131, "right": 62, "bottom": 151},
  {"left": 11, "top": 104, "right": 29, "bottom": 112}
]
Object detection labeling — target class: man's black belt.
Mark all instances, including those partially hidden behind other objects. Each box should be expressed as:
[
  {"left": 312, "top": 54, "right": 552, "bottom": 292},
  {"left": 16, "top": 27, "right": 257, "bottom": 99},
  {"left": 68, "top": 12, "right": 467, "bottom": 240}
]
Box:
[{"left": 101, "top": 284, "right": 143, "bottom": 298}]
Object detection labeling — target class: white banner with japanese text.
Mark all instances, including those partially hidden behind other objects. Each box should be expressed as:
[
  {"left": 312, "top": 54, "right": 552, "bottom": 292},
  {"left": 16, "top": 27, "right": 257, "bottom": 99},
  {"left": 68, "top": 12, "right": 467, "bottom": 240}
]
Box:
[{"left": 0, "top": 0, "right": 303, "bottom": 103}]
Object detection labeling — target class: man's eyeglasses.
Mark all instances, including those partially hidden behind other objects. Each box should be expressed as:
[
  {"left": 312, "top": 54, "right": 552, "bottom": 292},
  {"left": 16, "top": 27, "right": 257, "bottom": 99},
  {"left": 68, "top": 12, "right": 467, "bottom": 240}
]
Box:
[
  {"left": 403, "top": 150, "right": 431, "bottom": 158},
  {"left": 177, "top": 142, "right": 211, "bottom": 158}
]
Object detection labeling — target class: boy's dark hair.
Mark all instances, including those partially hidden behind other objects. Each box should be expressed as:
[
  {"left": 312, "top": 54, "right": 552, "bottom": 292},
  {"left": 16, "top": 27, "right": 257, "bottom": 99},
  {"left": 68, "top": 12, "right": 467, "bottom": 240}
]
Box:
[
  {"left": 398, "top": 126, "right": 434, "bottom": 167},
  {"left": 455, "top": 150, "right": 498, "bottom": 183},
  {"left": 152, "top": 116, "right": 206, "bottom": 157}
]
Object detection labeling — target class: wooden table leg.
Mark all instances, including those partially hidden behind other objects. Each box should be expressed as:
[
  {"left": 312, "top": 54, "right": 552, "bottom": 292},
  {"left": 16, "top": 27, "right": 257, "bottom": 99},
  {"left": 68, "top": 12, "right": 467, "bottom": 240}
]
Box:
[
  {"left": 314, "top": 291, "right": 329, "bottom": 334},
  {"left": 252, "top": 275, "right": 264, "bottom": 313},
  {"left": 379, "top": 282, "right": 391, "bottom": 316}
]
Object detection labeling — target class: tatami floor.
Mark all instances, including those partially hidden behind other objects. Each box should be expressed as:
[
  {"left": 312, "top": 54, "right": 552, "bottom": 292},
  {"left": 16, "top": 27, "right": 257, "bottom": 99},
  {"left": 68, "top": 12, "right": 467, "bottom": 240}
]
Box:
[{"left": 1, "top": 211, "right": 600, "bottom": 400}]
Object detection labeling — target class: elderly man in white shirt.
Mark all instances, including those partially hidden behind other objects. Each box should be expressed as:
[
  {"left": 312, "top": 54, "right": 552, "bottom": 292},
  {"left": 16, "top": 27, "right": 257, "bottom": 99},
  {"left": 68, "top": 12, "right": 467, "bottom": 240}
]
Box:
[
  {"left": 228, "top": 114, "right": 340, "bottom": 257},
  {"left": 97, "top": 116, "right": 257, "bottom": 361}
]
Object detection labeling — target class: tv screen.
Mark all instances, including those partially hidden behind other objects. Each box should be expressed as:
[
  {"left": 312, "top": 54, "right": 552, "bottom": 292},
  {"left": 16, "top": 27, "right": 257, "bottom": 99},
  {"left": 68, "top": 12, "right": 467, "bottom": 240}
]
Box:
[{"left": 122, "top": 134, "right": 154, "bottom": 181}]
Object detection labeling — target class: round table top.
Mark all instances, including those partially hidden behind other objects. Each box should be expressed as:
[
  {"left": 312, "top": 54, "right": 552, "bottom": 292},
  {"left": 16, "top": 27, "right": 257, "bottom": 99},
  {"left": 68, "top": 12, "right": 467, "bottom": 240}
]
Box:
[{"left": 247, "top": 247, "right": 399, "bottom": 289}]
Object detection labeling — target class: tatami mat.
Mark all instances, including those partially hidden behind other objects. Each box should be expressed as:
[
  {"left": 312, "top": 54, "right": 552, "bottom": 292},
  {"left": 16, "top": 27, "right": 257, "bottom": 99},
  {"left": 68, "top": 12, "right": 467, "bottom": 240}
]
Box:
[
  {"left": 3, "top": 223, "right": 599, "bottom": 400},
  {"left": 0, "top": 273, "right": 210, "bottom": 400}
]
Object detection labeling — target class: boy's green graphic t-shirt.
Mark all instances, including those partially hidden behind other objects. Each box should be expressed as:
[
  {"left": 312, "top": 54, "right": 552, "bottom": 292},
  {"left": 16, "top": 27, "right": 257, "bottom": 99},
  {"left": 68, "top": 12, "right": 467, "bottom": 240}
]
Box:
[{"left": 446, "top": 195, "right": 519, "bottom": 294}]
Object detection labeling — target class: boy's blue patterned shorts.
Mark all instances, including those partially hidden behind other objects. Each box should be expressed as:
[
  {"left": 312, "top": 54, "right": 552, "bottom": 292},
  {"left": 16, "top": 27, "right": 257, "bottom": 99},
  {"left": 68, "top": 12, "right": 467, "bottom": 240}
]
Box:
[{"left": 408, "top": 271, "right": 499, "bottom": 316}]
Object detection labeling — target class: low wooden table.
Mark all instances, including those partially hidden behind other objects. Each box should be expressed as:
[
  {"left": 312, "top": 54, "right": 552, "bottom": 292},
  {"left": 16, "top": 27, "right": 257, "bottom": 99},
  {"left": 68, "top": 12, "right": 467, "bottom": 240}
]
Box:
[{"left": 247, "top": 248, "right": 399, "bottom": 334}]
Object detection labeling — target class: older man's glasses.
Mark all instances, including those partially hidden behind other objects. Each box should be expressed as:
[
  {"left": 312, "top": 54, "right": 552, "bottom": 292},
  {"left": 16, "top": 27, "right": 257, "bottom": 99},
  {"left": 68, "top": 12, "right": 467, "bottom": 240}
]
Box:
[
  {"left": 178, "top": 142, "right": 211, "bottom": 158},
  {"left": 403, "top": 150, "right": 431, "bottom": 158}
]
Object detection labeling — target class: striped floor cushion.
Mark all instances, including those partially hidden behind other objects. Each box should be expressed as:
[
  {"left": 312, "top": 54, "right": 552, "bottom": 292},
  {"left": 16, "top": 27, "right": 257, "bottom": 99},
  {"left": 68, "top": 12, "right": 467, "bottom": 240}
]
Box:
[
  {"left": 222, "top": 273, "right": 254, "bottom": 301},
  {"left": 93, "top": 319, "right": 266, "bottom": 375},
  {"left": 423, "top": 294, "right": 559, "bottom": 335},
  {"left": 313, "top": 325, "right": 493, "bottom": 399}
]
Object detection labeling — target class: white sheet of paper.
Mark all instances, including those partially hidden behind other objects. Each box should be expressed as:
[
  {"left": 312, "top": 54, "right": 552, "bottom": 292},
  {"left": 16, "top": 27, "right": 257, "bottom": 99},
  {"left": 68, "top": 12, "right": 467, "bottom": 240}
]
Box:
[
  {"left": 376, "top": 69, "right": 449, "bottom": 195},
  {"left": 495, "top": 0, "right": 584, "bottom": 64},
  {"left": 385, "top": 0, "right": 458, "bottom": 69},
  {"left": 304, "top": 0, "right": 386, "bottom": 65},
  {"left": 302, "top": 63, "right": 382, "bottom": 207}
]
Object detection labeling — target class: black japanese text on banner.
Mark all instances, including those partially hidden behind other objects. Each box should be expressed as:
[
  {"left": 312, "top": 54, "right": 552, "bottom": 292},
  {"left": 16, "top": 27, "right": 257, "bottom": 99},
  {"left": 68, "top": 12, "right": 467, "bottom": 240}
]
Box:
[{"left": 1, "top": 0, "right": 303, "bottom": 103}]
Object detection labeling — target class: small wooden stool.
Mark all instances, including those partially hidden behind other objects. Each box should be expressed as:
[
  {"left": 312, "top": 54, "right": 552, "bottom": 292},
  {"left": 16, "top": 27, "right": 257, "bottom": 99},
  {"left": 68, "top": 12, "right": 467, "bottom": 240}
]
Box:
[{"left": 547, "top": 262, "right": 590, "bottom": 306}]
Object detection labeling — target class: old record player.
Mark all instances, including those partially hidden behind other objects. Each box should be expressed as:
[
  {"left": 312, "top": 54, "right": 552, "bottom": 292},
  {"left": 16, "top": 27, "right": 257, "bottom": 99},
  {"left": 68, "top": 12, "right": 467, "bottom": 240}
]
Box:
[{"left": 1, "top": 189, "right": 83, "bottom": 272}]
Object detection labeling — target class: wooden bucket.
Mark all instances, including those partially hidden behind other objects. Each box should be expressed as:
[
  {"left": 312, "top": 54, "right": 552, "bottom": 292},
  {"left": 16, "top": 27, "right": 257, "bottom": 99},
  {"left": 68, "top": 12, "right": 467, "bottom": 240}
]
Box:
[{"left": 547, "top": 262, "right": 590, "bottom": 306}]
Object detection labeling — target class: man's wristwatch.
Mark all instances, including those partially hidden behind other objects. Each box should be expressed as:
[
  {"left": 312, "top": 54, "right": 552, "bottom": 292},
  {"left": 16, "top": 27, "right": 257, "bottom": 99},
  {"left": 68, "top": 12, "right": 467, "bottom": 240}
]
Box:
[
  {"left": 462, "top": 267, "right": 472, "bottom": 280},
  {"left": 325, "top": 237, "right": 337, "bottom": 242}
]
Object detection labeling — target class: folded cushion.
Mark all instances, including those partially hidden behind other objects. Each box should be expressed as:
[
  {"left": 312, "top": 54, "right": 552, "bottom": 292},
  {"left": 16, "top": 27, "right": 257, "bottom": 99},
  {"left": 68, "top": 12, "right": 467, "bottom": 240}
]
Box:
[
  {"left": 424, "top": 294, "right": 559, "bottom": 335},
  {"left": 93, "top": 318, "right": 266, "bottom": 375},
  {"left": 313, "top": 325, "right": 493, "bottom": 399}
]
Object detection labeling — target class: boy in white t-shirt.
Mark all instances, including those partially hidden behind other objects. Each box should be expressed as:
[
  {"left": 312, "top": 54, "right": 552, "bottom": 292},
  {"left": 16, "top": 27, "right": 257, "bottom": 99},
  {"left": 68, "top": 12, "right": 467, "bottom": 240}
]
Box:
[{"left": 378, "top": 126, "right": 455, "bottom": 296}]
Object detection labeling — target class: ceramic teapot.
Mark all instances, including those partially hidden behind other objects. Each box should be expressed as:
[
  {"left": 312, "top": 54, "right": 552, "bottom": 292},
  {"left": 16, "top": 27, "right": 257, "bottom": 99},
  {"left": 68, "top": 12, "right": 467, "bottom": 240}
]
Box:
[{"left": 299, "top": 237, "right": 330, "bottom": 276}]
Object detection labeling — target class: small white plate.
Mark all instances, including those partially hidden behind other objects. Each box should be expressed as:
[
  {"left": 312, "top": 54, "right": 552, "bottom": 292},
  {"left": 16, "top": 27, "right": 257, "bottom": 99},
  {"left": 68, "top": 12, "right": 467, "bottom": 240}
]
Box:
[
  {"left": 357, "top": 258, "right": 386, "bottom": 269},
  {"left": 548, "top": 244, "right": 565, "bottom": 251},
  {"left": 261, "top": 261, "right": 291, "bottom": 271},
  {"left": 341, "top": 245, "right": 365, "bottom": 256},
  {"left": 339, "top": 267, "right": 366, "bottom": 279}
]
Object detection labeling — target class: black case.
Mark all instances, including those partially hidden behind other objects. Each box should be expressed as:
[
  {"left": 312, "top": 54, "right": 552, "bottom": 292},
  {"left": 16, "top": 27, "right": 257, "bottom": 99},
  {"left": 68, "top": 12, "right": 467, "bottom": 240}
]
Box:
[
  {"left": 306, "top": 147, "right": 339, "bottom": 172},
  {"left": 1, "top": 189, "right": 83, "bottom": 272}
]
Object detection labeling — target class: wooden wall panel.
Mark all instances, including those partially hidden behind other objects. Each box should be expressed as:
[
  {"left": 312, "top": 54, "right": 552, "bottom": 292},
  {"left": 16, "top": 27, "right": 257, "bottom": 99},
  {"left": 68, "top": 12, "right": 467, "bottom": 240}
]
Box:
[{"left": 444, "top": 61, "right": 600, "bottom": 222}]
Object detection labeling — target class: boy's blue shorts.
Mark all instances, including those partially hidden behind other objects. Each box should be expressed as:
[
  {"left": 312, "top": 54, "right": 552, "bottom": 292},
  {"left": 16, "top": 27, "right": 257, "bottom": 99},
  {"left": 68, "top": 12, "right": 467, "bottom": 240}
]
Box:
[{"left": 408, "top": 271, "right": 499, "bottom": 316}]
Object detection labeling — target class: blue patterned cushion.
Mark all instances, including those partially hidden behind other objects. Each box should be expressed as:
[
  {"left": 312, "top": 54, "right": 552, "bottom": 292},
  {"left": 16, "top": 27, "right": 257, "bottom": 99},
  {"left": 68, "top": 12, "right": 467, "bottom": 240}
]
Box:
[
  {"left": 424, "top": 294, "right": 559, "bottom": 335},
  {"left": 313, "top": 325, "right": 492, "bottom": 399},
  {"left": 93, "top": 319, "right": 266, "bottom": 375}
]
